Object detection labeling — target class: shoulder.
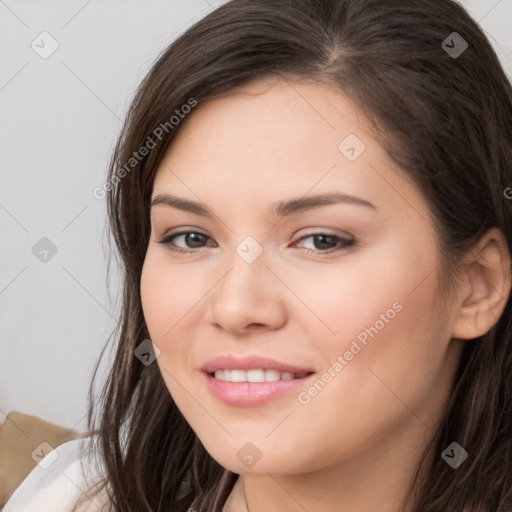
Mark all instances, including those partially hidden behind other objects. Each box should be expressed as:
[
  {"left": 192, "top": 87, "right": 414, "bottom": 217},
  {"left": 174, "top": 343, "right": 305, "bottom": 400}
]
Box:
[{"left": 2, "top": 436, "right": 109, "bottom": 512}]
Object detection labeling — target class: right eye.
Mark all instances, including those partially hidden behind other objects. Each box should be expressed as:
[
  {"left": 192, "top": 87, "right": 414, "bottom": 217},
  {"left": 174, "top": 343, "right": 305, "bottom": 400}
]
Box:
[{"left": 156, "top": 230, "right": 217, "bottom": 253}]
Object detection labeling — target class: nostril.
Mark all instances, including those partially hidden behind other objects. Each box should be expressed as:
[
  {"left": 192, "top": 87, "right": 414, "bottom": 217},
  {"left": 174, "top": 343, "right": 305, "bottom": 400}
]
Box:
[{"left": 247, "top": 323, "right": 265, "bottom": 328}]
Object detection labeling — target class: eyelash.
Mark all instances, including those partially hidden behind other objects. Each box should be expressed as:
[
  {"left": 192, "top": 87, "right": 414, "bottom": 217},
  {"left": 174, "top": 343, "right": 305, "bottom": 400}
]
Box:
[{"left": 156, "top": 230, "right": 355, "bottom": 255}]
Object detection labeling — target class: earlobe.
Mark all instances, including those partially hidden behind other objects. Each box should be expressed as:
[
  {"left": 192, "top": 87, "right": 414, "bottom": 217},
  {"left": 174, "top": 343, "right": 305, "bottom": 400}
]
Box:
[{"left": 451, "top": 227, "right": 512, "bottom": 340}]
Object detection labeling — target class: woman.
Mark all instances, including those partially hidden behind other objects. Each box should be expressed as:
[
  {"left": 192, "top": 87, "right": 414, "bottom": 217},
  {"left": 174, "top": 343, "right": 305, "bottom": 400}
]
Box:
[{"left": 4, "top": 0, "right": 511, "bottom": 511}]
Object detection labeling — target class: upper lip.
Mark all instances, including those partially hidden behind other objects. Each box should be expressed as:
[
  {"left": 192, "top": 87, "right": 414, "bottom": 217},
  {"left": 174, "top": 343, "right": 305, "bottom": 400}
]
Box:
[{"left": 202, "top": 355, "right": 314, "bottom": 374}]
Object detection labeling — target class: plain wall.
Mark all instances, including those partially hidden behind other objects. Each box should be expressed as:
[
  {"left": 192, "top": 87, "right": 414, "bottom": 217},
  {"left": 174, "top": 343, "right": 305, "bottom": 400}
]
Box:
[{"left": 1, "top": 0, "right": 511, "bottom": 432}]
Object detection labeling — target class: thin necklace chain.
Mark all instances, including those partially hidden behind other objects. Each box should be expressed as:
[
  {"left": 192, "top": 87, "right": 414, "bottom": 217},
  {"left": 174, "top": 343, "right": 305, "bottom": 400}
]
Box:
[{"left": 242, "top": 477, "right": 251, "bottom": 512}]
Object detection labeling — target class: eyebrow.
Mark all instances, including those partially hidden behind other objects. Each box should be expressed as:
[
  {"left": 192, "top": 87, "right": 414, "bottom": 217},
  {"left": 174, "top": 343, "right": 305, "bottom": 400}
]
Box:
[{"left": 150, "top": 191, "right": 377, "bottom": 218}]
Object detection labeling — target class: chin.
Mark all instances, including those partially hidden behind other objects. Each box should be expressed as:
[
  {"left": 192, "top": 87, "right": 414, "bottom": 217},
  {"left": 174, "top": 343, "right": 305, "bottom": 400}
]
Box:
[{"left": 198, "top": 440, "right": 309, "bottom": 475}]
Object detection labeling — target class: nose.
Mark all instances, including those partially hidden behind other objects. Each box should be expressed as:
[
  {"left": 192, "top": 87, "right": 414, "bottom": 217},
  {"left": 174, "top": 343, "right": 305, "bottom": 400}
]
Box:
[{"left": 207, "top": 245, "right": 287, "bottom": 335}]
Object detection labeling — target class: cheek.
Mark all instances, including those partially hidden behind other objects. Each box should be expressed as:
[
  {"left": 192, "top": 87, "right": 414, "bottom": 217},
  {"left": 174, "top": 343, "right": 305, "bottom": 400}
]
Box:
[
  {"left": 282, "top": 273, "right": 445, "bottom": 467},
  {"left": 286, "top": 243, "right": 445, "bottom": 385},
  {"left": 140, "top": 251, "right": 204, "bottom": 339},
  {"left": 293, "top": 259, "right": 446, "bottom": 425},
  {"left": 140, "top": 254, "right": 193, "bottom": 385},
  {"left": 140, "top": 254, "right": 201, "bottom": 410},
  {"left": 275, "top": 254, "right": 408, "bottom": 348}
]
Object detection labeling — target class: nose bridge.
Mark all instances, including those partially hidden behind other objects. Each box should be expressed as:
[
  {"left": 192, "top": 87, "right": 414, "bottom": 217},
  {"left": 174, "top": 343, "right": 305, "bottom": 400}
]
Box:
[
  {"left": 208, "top": 234, "right": 286, "bottom": 332},
  {"left": 220, "top": 234, "right": 268, "bottom": 300},
  {"left": 235, "top": 234, "right": 265, "bottom": 266}
]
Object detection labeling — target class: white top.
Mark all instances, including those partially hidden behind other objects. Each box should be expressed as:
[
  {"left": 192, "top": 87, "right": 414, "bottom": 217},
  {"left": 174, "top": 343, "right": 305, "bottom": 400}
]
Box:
[{"left": 3, "top": 438, "right": 109, "bottom": 512}]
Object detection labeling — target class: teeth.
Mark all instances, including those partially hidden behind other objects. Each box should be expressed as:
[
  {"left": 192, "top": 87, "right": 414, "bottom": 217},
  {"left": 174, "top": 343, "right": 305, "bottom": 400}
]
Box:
[{"left": 213, "top": 369, "right": 308, "bottom": 382}]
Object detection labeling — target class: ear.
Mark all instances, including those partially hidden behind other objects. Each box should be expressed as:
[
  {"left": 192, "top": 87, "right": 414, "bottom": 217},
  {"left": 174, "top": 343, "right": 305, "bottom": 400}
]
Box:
[{"left": 451, "top": 227, "right": 512, "bottom": 340}]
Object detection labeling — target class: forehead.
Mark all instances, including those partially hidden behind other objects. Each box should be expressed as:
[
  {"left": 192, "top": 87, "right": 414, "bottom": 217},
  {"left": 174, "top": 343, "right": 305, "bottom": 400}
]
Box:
[{"left": 151, "top": 77, "right": 427, "bottom": 221}]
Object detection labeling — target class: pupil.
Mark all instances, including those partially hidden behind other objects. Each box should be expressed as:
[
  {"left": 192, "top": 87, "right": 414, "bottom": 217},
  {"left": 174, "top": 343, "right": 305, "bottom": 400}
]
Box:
[
  {"left": 314, "top": 234, "right": 335, "bottom": 249},
  {"left": 187, "top": 233, "right": 204, "bottom": 248}
]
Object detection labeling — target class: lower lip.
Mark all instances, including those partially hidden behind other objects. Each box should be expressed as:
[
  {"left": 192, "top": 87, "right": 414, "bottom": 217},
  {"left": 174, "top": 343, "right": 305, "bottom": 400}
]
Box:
[{"left": 202, "top": 371, "right": 315, "bottom": 407}]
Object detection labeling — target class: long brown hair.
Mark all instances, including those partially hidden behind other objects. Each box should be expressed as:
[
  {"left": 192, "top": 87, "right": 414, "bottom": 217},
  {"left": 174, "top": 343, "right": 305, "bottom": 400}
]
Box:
[{"left": 76, "top": 1, "right": 512, "bottom": 511}]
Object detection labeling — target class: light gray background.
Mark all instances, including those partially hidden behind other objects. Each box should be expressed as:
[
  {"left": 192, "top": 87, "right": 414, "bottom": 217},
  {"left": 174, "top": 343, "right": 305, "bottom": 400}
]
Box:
[{"left": 1, "top": 0, "right": 511, "bottom": 433}]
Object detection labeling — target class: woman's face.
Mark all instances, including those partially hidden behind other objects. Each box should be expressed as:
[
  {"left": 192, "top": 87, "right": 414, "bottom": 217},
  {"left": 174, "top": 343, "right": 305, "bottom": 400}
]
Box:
[{"left": 140, "top": 77, "right": 463, "bottom": 475}]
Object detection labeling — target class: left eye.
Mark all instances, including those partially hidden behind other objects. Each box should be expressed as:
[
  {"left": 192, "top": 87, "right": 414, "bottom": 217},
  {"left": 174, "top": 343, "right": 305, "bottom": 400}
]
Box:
[
  {"left": 293, "top": 233, "right": 355, "bottom": 253},
  {"left": 156, "top": 231, "right": 355, "bottom": 255}
]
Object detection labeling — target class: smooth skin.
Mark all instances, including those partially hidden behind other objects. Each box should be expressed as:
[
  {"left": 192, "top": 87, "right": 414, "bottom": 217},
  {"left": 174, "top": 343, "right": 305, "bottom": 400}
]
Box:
[{"left": 140, "top": 76, "right": 511, "bottom": 512}]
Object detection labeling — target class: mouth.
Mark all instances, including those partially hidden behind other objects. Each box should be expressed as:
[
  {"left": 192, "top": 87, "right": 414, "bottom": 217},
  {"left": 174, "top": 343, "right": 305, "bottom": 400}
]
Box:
[
  {"left": 209, "top": 369, "right": 314, "bottom": 382},
  {"left": 202, "top": 368, "right": 316, "bottom": 407},
  {"left": 201, "top": 354, "right": 316, "bottom": 406}
]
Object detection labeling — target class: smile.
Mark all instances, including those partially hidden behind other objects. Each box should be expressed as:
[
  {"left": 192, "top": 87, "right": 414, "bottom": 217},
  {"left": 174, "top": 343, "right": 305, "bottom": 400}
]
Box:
[
  {"left": 213, "top": 369, "right": 311, "bottom": 382},
  {"left": 202, "top": 370, "right": 315, "bottom": 407}
]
